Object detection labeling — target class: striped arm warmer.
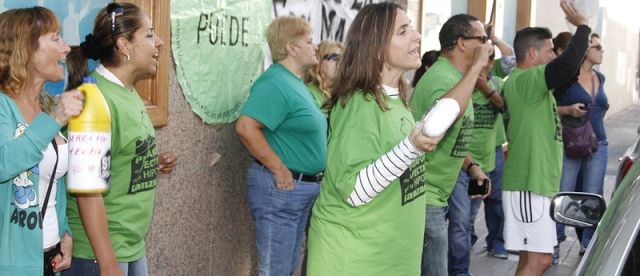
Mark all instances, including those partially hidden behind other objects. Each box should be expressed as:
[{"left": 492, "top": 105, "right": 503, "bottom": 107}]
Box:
[{"left": 347, "top": 137, "right": 424, "bottom": 207}]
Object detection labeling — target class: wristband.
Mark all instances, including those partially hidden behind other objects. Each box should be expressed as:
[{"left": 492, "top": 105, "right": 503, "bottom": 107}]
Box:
[
  {"left": 485, "top": 90, "right": 496, "bottom": 98},
  {"left": 466, "top": 161, "right": 479, "bottom": 174}
]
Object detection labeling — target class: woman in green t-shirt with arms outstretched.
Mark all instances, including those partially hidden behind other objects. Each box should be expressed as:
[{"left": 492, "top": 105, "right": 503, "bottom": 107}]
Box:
[{"left": 306, "top": 3, "right": 447, "bottom": 275}]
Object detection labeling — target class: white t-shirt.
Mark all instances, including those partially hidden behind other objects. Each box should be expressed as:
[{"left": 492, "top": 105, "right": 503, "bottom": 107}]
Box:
[{"left": 38, "top": 136, "right": 68, "bottom": 249}]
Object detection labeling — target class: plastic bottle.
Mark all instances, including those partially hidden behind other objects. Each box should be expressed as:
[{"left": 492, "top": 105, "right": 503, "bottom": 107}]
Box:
[
  {"left": 67, "top": 76, "right": 112, "bottom": 193},
  {"left": 422, "top": 98, "right": 460, "bottom": 137}
]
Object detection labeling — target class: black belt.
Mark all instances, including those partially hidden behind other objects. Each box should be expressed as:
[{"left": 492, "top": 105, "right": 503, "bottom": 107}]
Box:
[{"left": 254, "top": 159, "right": 323, "bottom": 182}]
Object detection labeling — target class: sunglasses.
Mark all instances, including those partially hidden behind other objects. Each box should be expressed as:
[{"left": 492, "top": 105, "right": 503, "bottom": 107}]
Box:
[
  {"left": 323, "top": 53, "right": 341, "bottom": 61},
  {"left": 590, "top": 45, "right": 603, "bottom": 51},
  {"left": 460, "top": 35, "right": 489, "bottom": 44},
  {"left": 107, "top": 4, "right": 125, "bottom": 44}
]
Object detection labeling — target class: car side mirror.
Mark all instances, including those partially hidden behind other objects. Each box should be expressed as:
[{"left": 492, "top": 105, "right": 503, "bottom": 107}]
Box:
[{"left": 550, "top": 192, "right": 606, "bottom": 228}]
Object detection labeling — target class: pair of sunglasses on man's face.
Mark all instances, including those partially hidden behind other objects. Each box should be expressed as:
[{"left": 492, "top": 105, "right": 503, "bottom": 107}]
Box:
[
  {"left": 323, "top": 53, "right": 340, "bottom": 61},
  {"left": 590, "top": 44, "right": 603, "bottom": 51},
  {"left": 460, "top": 35, "right": 489, "bottom": 44}
]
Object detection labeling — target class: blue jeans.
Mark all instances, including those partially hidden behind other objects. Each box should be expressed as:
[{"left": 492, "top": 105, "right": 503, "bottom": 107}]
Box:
[
  {"left": 556, "top": 140, "right": 608, "bottom": 248},
  {"left": 246, "top": 161, "right": 320, "bottom": 276},
  {"left": 62, "top": 255, "right": 148, "bottom": 276},
  {"left": 483, "top": 146, "right": 505, "bottom": 250},
  {"left": 422, "top": 204, "right": 448, "bottom": 276},
  {"left": 447, "top": 171, "right": 476, "bottom": 276},
  {"left": 470, "top": 197, "right": 482, "bottom": 247}
]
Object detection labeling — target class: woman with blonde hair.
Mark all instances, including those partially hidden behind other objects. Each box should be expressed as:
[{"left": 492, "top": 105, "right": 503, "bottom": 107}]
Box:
[
  {"left": 304, "top": 40, "right": 343, "bottom": 108},
  {"left": 236, "top": 16, "right": 326, "bottom": 276},
  {"left": 0, "top": 6, "right": 84, "bottom": 275}
]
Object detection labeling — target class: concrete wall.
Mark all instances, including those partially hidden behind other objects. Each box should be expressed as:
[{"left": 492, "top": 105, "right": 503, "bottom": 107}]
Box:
[{"left": 146, "top": 56, "right": 256, "bottom": 275}]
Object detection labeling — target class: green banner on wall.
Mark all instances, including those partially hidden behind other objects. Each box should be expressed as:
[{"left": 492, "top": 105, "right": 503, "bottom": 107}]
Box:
[{"left": 171, "top": 0, "right": 271, "bottom": 124}]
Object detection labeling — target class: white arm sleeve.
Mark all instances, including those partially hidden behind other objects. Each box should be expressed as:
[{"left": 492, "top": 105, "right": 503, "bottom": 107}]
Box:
[
  {"left": 347, "top": 137, "right": 423, "bottom": 207},
  {"left": 500, "top": 52, "right": 516, "bottom": 75}
]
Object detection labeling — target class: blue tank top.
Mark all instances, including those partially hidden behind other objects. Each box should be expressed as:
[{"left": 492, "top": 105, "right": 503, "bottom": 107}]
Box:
[{"left": 556, "top": 70, "right": 609, "bottom": 141}]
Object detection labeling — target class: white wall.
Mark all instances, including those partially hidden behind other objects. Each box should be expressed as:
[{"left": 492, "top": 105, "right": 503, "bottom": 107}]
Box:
[{"left": 533, "top": 0, "right": 639, "bottom": 116}]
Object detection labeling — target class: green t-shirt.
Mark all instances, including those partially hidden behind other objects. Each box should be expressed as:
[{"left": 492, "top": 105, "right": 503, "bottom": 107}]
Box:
[
  {"left": 502, "top": 66, "right": 563, "bottom": 197},
  {"left": 469, "top": 95, "right": 496, "bottom": 172},
  {"left": 306, "top": 83, "right": 327, "bottom": 109},
  {"left": 240, "top": 63, "right": 327, "bottom": 174},
  {"left": 410, "top": 56, "right": 474, "bottom": 206},
  {"left": 491, "top": 77, "right": 507, "bottom": 148},
  {"left": 308, "top": 92, "right": 426, "bottom": 276},
  {"left": 469, "top": 76, "right": 504, "bottom": 172},
  {"left": 495, "top": 115, "right": 506, "bottom": 147},
  {"left": 490, "top": 58, "right": 507, "bottom": 78},
  {"left": 67, "top": 70, "right": 158, "bottom": 261}
]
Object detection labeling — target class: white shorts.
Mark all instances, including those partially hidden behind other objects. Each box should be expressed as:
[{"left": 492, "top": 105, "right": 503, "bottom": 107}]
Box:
[{"left": 503, "top": 191, "right": 557, "bottom": 253}]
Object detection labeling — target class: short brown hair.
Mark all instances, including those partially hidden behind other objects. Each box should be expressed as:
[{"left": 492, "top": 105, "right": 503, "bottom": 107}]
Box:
[
  {"left": 0, "top": 7, "right": 61, "bottom": 95},
  {"left": 552, "top": 31, "right": 572, "bottom": 55},
  {"left": 514, "top": 27, "right": 553, "bottom": 63},
  {"left": 266, "top": 16, "right": 312, "bottom": 62}
]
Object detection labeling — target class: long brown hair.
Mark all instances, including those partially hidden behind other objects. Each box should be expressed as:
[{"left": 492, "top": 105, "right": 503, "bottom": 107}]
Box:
[
  {"left": 323, "top": 2, "right": 406, "bottom": 112},
  {"left": 66, "top": 3, "right": 144, "bottom": 89},
  {"left": 0, "top": 7, "right": 61, "bottom": 95}
]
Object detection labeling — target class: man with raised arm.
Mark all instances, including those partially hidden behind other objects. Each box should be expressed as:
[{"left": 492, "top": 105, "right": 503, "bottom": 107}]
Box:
[{"left": 501, "top": 1, "right": 590, "bottom": 275}]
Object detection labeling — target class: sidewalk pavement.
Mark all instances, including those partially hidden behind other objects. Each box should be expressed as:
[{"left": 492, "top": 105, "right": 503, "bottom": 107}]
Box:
[{"left": 469, "top": 103, "right": 640, "bottom": 276}]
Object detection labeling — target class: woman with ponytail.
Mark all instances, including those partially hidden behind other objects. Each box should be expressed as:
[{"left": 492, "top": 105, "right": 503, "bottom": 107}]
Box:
[{"left": 63, "top": 3, "right": 176, "bottom": 276}]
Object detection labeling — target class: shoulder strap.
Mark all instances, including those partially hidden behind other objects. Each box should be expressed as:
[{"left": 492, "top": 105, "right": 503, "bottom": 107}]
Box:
[
  {"left": 590, "top": 71, "right": 597, "bottom": 103},
  {"left": 40, "top": 138, "right": 58, "bottom": 220}
]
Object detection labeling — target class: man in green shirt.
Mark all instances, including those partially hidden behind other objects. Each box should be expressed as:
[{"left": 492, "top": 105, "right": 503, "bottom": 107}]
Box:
[
  {"left": 469, "top": 32, "right": 514, "bottom": 261},
  {"left": 502, "top": 2, "right": 590, "bottom": 275},
  {"left": 409, "top": 14, "right": 492, "bottom": 275}
]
